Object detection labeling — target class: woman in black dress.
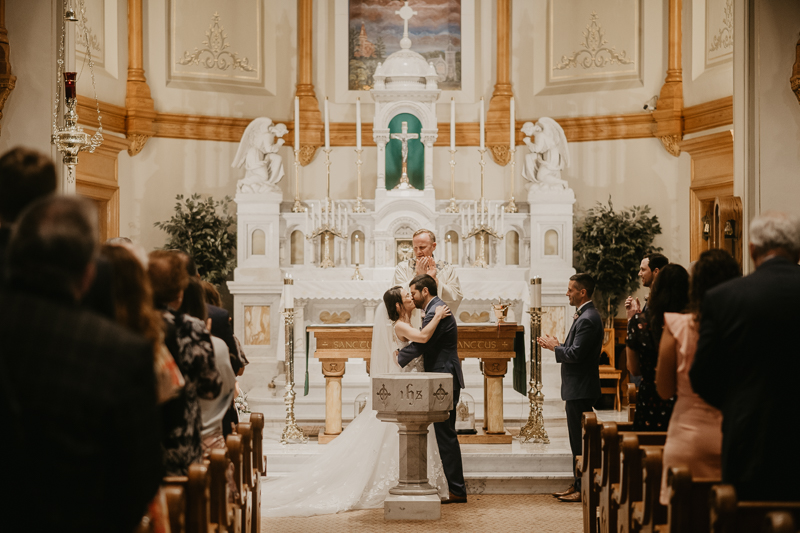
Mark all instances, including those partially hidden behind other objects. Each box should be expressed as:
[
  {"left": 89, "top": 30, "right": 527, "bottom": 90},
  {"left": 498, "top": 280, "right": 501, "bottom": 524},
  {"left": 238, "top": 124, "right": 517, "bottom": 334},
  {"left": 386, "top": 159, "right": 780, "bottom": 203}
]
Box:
[{"left": 627, "top": 263, "right": 689, "bottom": 431}]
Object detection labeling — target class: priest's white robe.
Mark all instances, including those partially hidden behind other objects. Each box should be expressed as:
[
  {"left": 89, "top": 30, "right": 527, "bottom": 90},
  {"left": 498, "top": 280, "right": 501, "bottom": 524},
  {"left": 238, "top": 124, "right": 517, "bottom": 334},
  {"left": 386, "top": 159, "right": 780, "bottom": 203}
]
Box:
[{"left": 392, "top": 257, "right": 463, "bottom": 325}]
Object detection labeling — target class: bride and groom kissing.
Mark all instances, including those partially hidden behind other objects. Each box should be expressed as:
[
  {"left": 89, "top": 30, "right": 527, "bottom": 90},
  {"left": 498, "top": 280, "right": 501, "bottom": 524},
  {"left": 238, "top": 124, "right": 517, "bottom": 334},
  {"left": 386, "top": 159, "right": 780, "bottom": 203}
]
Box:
[{"left": 261, "top": 273, "right": 467, "bottom": 517}]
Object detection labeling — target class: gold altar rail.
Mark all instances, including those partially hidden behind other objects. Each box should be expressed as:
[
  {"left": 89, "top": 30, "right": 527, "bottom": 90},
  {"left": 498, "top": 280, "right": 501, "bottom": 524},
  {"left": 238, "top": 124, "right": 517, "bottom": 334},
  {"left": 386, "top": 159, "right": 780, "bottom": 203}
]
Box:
[{"left": 307, "top": 323, "right": 523, "bottom": 444}]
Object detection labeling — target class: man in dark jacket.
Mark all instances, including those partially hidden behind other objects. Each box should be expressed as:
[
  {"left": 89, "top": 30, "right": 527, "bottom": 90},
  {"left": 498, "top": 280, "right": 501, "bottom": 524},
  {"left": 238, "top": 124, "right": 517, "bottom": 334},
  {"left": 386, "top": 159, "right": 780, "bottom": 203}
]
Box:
[
  {"left": 691, "top": 212, "right": 800, "bottom": 501},
  {"left": 538, "top": 273, "right": 603, "bottom": 502},
  {"left": 0, "top": 196, "right": 162, "bottom": 532}
]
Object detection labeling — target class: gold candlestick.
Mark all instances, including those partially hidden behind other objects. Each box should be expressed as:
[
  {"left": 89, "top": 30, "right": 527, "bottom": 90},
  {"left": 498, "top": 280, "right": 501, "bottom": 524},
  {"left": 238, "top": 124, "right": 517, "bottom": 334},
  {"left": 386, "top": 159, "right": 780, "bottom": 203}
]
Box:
[
  {"left": 353, "top": 148, "right": 367, "bottom": 213},
  {"left": 446, "top": 148, "right": 459, "bottom": 213},
  {"left": 291, "top": 148, "right": 305, "bottom": 213},
  {"left": 505, "top": 148, "right": 518, "bottom": 213},
  {"left": 281, "top": 302, "right": 308, "bottom": 444},
  {"left": 351, "top": 263, "right": 364, "bottom": 280},
  {"left": 519, "top": 279, "right": 549, "bottom": 444}
]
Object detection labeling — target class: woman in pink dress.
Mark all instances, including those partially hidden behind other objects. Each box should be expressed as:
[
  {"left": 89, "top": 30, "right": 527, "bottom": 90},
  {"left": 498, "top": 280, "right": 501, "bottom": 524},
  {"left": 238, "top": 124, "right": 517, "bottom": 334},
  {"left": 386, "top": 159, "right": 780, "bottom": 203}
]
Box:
[{"left": 656, "top": 249, "right": 741, "bottom": 505}]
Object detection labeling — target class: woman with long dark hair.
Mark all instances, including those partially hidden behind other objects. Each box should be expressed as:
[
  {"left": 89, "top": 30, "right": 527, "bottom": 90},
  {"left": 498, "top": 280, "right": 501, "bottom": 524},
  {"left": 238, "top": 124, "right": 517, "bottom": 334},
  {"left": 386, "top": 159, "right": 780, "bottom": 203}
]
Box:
[
  {"left": 655, "top": 249, "right": 740, "bottom": 504},
  {"left": 626, "top": 263, "right": 689, "bottom": 431}
]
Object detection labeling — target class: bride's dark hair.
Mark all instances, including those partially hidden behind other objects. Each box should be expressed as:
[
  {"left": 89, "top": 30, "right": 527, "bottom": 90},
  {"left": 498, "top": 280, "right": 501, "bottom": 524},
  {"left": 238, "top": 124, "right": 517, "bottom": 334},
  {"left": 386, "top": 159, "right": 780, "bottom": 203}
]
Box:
[{"left": 383, "top": 286, "right": 404, "bottom": 322}]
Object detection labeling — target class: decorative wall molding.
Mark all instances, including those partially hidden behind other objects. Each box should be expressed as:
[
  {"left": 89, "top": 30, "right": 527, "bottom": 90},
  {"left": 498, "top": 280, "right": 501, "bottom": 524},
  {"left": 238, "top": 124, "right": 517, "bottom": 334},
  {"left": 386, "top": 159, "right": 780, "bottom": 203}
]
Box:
[
  {"left": 708, "top": 0, "right": 733, "bottom": 52},
  {"left": 653, "top": 0, "right": 684, "bottom": 156},
  {"left": 683, "top": 96, "right": 733, "bottom": 134},
  {"left": 125, "top": 0, "right": 156, "bottom": 155},
  {"left": 295, "top": 0, "right": 323, "bottom": 166},
  {"left": 554, "top": 12, "right": 634, "bottom": 71},
  {"left": 486, "top": 0, "right": 513, "bottom": 166},
  {"left": 0, "top": 0, "right": 15, "bottom": 136},
  {"left": 77, "top": 95, "right": 126, "bottom": 133},
  {"left": 154, "top": 113, "right": 250, "bottom": 142},
  {"left": 705, "top": 0, "right": 733, "bottom": 67},
  {"left": 176, "top": 13, "right": 256, "bottom": 72},
  {"left": 75, "top": 131, "right": 129, "bottom": 240}
]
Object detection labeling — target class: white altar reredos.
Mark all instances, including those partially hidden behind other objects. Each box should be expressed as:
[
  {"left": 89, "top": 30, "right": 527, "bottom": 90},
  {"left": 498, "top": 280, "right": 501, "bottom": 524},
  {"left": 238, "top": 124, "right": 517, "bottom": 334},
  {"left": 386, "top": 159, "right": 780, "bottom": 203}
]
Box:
[{"left": 227, "top": 15, "right": 578, "bottom": 427}]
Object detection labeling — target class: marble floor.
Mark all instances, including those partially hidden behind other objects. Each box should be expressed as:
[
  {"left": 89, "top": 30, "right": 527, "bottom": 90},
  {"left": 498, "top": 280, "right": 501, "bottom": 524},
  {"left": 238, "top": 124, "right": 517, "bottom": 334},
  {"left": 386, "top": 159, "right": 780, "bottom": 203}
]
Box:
[{"left": 260, "top": 408, "right": 626, "bottom": 494}]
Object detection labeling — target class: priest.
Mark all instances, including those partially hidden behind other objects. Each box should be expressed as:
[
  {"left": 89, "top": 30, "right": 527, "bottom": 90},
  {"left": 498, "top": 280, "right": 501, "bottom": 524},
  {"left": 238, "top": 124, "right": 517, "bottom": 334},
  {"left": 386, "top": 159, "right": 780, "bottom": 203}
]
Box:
[{"left": 393, "top": 229, "right": 463, "bottom": 323}]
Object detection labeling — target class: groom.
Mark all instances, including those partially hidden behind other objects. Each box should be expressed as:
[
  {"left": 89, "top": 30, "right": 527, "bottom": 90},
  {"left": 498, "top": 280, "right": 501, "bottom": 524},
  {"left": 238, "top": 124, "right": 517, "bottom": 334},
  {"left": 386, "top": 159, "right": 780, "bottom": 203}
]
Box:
[{"left": 397, "top": 274, "right": 467, "bottom": 504}]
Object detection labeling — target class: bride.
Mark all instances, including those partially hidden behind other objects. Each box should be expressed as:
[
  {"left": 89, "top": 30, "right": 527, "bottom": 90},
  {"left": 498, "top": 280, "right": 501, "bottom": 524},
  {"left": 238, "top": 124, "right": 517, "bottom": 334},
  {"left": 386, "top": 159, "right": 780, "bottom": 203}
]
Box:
[{"left": 261, "top": 286, "right": 452, "bottom": 517}]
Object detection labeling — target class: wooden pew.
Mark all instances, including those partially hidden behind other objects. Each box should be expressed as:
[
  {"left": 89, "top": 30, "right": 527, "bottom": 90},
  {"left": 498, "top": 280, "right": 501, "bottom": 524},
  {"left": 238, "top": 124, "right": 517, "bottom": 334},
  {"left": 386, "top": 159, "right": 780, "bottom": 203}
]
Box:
[
  {"left": 237, "top": 422, "right": 255, "bottom": 533},
  {"left": 226, "top": 433, "right": 244, "bottom": 533},
  {"left": 710, "top": 485, "right": 800, "bottom": 533},
  {"left": 660, "top": 466, "right": 718, "bottom": 533},
  {"left": 163, "top": 463, "right": 211, "bottom": 533},
  {"left": 764, "top": 511, "right": 797, "bottom": 533},
  {"left": 249, "top": 413, "right": 265, "bottom": 533},
  {"left": 578, "top": 412, "right": 601, "bottom": 533},
  {"left": 631, "top": 446, "right": 666, "bottom": 533},
  {"left": 163, "top": 484, "right": 185, "bottom": 533},
  {"left": 208, "top": 448, "right": 233, "bottom": 533},
  {"left": 628, "top": 383, "right": 637, "bottom": 422},
  {"left": 596, "top": 422, "right": 624, "bottom": 533}
]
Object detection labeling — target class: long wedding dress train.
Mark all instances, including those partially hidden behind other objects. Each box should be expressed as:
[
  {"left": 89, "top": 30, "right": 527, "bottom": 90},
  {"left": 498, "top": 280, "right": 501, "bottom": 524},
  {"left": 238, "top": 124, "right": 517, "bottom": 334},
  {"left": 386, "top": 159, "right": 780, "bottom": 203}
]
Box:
[{"left": 261, "top": 303, "right": 448, "bottom": 517}]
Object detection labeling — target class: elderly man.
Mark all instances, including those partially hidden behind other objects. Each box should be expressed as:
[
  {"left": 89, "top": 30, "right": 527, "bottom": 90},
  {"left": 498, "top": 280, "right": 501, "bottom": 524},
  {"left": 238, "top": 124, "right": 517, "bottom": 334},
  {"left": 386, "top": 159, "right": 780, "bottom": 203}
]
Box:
[{"left": 393, "top": 228, "right": 463, "bottom": 320}]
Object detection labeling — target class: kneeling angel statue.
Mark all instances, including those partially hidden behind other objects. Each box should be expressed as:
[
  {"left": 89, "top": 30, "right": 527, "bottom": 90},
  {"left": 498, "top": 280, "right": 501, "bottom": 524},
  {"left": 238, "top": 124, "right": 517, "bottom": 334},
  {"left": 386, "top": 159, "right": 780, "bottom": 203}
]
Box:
[
  {"left": 232, "top": 118, "right": 289, "bottom": 194},
  {"left": 521, "top": 118, "right": 570, "bottom": 190}
]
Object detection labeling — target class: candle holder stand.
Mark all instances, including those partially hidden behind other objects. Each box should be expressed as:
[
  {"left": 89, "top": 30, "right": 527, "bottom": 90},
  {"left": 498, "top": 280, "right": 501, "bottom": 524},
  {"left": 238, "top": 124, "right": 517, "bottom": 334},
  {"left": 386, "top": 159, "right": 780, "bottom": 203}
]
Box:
[
  {"left": 291, "top": 149, "right": 305, "bottom": 212},
  {"left": 446, "top": 148, "right": 459, "bottom": 213},
  {"left": 281, "top": 306, "right": 308, "bottom": 444},
  {"left": 353, "top": 148, "right": 367, "bottom": 213},
  {"left": 504, "top": 148, "right": 518, "bottom": 213},
  {"left": 519, "top": 279, "right": 549, "bottom": 444}
]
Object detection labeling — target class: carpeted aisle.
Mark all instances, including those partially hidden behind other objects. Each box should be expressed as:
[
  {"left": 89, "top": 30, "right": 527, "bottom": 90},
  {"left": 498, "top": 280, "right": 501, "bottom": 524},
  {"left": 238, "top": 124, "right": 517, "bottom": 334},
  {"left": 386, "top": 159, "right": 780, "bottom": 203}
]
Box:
[{"left": 261, "top": 494, "right": 582, "bottom": 532}]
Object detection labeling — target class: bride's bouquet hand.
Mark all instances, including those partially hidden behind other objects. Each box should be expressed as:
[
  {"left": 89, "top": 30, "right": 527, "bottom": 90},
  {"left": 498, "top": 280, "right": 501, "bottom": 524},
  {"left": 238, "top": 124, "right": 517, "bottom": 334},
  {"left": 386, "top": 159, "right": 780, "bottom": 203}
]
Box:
[{"left": 434, "top": 305, "right": 451, "bottom": 320}]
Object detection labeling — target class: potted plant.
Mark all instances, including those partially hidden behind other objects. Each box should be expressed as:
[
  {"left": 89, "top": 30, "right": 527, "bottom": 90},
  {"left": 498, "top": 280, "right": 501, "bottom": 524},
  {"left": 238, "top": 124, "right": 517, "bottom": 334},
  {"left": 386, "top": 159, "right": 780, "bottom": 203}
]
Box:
[
  {"left": 573, "top": 198, "right": 662, "bottom": 324},
  {"left": 154, "top": 194, "right": 237, "bottom": 286}
]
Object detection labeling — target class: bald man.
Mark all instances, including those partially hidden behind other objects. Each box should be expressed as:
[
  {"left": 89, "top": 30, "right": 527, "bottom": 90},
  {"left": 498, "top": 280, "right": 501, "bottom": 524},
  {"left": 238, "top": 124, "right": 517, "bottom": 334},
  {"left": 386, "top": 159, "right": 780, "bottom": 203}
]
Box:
[{"left": 393, "top": 229, "right": 463, "bottom": 322}]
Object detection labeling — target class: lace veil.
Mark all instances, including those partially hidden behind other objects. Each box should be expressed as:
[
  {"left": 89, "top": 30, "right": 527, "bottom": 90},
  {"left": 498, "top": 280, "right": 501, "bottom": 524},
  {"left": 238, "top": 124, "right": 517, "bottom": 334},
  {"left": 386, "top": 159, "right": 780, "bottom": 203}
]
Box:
[{"left": 369, "top": 301, "right": 401, "bottom": 377}]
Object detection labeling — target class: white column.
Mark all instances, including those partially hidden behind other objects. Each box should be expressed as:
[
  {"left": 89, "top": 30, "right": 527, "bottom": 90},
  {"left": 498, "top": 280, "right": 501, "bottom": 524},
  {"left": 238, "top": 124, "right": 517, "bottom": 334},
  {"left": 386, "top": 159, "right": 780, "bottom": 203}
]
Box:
[{"left": 377, "top": 139, "right": 387, "bottom": 190}]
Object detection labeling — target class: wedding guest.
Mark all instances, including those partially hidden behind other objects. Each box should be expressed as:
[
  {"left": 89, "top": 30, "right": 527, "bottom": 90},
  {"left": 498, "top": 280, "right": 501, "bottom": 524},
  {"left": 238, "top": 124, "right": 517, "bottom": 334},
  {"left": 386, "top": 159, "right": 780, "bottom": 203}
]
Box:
[
  {"left": 627, "top": 263, "right": 688, "bottom": 431},
  {"left": 625, "top": 253, "right": 668, "bottom": 385},
  {"left": 0, "top": 196, "right": 161, "bottom": 531},
  {"left": 655, "top": 249, "right": 740, "bottom": 505},
  {"left": 691, "top": 212, "right": 800, "bottom": 501},
  {"left": 0, "top": 147, "right": 57, "bottom": 267},
  {"left": 149, "top": 250, "right": 221, "bottom": 475},
  {"left": 179, "top": 277, "right": 236, "bottom": 450}
]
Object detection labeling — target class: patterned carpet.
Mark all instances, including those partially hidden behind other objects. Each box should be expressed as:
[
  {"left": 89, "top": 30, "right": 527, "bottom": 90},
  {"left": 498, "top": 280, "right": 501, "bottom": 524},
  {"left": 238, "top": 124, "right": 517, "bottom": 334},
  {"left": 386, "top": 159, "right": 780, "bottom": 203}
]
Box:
[{"left": 261, "top": 494, "right": 582, "bottom": 532}]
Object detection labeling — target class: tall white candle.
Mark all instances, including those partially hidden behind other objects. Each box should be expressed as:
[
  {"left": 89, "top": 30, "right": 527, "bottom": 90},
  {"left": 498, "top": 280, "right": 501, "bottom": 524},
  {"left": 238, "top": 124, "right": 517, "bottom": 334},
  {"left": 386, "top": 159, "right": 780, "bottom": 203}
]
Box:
[
  {"left": 324, "top": 97, "right": 330, "bottom": 150},
  {"left": 355, "top": 234, "right": 360, "bottom": 264},
  {"left": 356, "top": 97, "right": 362, "bottom": 150},
  {"left": 509, "top": 97, "right": 515, "bottom": 148},
  {"left": 450, "top": 97, "right": 456, "bottom": 150},
  {"left": 530, "top": 277, "right": 542, "bottom": 308},
  {"left": 479, "top": 97, "right": 485, "bottom": 150},
  {"left": 294, "top": 96, "right": 300, "bottom": 150},
  {"left": 304, "top": 206, "right": 309, "bottom": 235},
  {"left": 284, "top": 273, "right": 294, "bottom": 309},
  {"left": 446, "top": 235, "right": 452, "bottom": 263}
]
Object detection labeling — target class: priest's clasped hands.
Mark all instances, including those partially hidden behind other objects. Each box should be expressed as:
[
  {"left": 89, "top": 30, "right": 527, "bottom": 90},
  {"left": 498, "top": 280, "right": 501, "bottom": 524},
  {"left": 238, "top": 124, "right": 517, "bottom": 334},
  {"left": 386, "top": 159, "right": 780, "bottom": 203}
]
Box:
[{"left": 415, "top": 255, "right": 438, "bottom": 282}]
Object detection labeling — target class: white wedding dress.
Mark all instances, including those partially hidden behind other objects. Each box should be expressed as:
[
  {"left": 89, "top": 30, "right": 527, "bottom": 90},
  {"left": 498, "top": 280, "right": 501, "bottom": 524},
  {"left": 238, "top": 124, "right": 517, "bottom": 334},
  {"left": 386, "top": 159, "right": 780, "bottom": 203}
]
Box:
[{"left": 261, "top": 302, "right": 448, "bottom": 517}]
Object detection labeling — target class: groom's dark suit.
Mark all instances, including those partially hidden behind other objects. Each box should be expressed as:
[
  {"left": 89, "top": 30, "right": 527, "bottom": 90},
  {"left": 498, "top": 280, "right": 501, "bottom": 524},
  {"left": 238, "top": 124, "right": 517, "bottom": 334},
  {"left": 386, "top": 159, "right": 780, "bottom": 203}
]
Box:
[
  {"left": 397, "top": 296, "right": 466, "bottom": 497},
  {"left": 555, "top": 300, "right": 603, "bottom": 491}
]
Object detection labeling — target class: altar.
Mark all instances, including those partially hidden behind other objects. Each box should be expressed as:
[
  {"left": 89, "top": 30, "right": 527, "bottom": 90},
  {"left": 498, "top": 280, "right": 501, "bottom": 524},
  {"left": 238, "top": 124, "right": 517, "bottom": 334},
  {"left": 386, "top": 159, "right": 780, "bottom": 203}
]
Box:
[
  {"left": 308, "top": 323, "right": 523, "bottom": 444},
  {"left": 226, "top": 4, "right": 579, "bottom": 441}
]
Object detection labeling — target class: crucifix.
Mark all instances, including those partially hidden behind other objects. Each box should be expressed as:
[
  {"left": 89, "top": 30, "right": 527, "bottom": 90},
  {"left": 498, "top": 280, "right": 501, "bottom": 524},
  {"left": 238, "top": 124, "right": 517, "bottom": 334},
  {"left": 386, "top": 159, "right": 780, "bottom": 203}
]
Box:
[
  {"left": 395, "top": 0, "right": 417, "bottom": 50},
  {"left": 390, "top": 121, "right": 418, "bottom": 190}
]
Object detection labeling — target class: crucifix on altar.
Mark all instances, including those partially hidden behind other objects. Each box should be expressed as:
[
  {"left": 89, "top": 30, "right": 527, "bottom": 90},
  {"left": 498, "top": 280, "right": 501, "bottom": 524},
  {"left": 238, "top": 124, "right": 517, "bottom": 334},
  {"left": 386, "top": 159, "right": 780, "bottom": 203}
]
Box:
[{"left": 390, "top": 121, "right": 418, "bottom": 190}]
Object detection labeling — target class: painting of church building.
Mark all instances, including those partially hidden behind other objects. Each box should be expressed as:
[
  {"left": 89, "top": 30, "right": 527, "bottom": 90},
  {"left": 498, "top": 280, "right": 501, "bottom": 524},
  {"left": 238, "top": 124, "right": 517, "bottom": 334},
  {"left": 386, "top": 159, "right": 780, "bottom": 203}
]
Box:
[{"left": 349, "top": 0, "right": 461, "bottom": 91}]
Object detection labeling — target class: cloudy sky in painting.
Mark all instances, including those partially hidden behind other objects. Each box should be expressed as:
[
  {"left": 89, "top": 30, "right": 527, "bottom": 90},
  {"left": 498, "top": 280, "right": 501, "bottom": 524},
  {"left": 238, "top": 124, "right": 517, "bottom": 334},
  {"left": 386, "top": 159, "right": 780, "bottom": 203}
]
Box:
[{"left": 350, "top": 0, "right": 461, "bottom": 54}]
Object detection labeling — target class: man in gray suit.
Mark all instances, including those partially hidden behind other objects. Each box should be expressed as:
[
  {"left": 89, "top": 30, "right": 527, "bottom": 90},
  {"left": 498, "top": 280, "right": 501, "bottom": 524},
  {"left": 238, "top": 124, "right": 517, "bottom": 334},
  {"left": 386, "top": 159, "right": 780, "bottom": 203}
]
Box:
[{"left": 538, "top": 273, "right": 604, "bottom": 502}]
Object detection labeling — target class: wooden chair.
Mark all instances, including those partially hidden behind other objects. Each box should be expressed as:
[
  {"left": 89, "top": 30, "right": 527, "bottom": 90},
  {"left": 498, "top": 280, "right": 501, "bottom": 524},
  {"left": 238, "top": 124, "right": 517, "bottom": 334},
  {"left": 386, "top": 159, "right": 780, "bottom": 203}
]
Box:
[
  {"left": 628, "top": 383, "right": 638, "bottom": 422},
  {"left": 661, "top": 466, "right": 718, "bottom": 533},
  {"left": 710, "top": 485, "right": 800, "bottom": 533},
  {"left": 578, "top": 412, "right": 602, "bottom": 533},
  {"left": 599, "top": 328, "right": 622, "bottom": 410},
  {"left": 249, "top": 412, "right": 265, "bottom": 533},
  {"left": 163, "top": 463, "right": 211, "bottom": 533}
]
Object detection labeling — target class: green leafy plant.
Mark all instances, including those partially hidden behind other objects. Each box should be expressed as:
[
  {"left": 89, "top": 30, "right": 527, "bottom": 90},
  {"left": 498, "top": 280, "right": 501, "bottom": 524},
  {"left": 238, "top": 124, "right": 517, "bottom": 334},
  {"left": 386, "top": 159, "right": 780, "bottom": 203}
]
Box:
[
  {"left": 154, "top": 194, "right": 237, "bottom": 286},
  {"left": 574, "top": 198, "right": 662, "bottom": 322}
]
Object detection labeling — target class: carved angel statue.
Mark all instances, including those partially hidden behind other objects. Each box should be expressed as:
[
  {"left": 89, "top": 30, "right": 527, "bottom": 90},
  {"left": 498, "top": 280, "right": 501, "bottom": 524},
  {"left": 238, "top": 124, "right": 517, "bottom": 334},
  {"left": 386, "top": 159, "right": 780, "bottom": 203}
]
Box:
[
  {"left": 232, "top": 117, "right": 289, "bottom": 193},
  {"left": 521, "top": 118, "right": 570, "bottom": 190}
]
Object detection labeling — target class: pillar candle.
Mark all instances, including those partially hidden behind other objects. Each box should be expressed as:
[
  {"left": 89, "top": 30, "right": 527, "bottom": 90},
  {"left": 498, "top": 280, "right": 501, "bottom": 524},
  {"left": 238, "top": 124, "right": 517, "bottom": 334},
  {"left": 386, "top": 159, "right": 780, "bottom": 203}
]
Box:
[
  {"left": 446, "top": 235, "right": 452, "bottom": 263},
  {"left": 324, "top": 97, "right": 330, "bottom": 149},
  {"left": 294, "top": 96, "right": 300, "bottom": 149},
  {"left": 284, "top": 273, "right": 294, "bottom": 309},
  {"left": 450, "top": 97, "right": 456, "bottom": 150},
  {"left": 479, "top": 97, "right": 485, "bottom": 150},
  {"left": 355, "top": 234, "right": 360, "bottom": 265},
  {"left": 530, "top": 277, "right": 542, "bottom": 308},
  {"left": 509, "top": 97, "right": 515, "bottom": 148},
  {"left": 356, "top": 97, "right": 362, "bottom": 150}
]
